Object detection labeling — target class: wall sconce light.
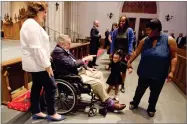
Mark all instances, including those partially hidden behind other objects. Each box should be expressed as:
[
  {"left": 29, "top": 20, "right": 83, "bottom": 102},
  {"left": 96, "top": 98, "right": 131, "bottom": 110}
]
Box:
[
  {"left": 165, "top": 14, "right": 173, "bottom": 21},
  {"left": 55, "top": 2, "right": 59, "bottom": 11},
  {"left": 107, "top": 12, "right": 114, "bottom": 19}
]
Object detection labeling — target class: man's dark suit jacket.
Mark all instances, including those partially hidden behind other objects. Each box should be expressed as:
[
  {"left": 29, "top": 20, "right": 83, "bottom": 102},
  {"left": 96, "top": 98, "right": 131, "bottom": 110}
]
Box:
[
  {"left": 176, "top": 36, "right": 186, "bottom": 48},
  {"left": 51, "top": 45, "right": 85, "bottom": 76},
  {"left": 90, "top": 26, "right": 101, "bottom": 54}
]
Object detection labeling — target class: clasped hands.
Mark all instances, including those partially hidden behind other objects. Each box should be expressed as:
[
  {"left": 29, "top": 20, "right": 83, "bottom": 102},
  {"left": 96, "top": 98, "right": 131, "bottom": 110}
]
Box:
[{"left": 82, "top": 55, "right": 97, "bottom": 72}]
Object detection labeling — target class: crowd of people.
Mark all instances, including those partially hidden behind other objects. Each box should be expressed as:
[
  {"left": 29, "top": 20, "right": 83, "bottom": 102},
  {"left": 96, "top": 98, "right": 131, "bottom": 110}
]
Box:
[
  {"left": 85, "top": 16, "right": 178, "bottom": 118},
  {"left": 20, "top": 1, "right": 179, "bottom": 122},
  {"left": 170, "top": 33, "right": 186, "bottom": 48}
]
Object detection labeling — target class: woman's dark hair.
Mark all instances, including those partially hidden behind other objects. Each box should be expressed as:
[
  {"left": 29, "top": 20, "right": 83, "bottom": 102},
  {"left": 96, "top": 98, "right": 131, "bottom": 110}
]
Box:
[
  {"left": 114, "top": 49, "right": 123, "bottom": 57},
  {"left": 118, "top": 15, "right": 129, "bottom": 33},
  {"left": 146, "top": 18, "right": 162, "bottom": 32},
  {"left": 111, "top": 22, "right": 118, "bottom": 32},
  {"left": 27, "top": 2, "right": 48, "bottom": 18}
]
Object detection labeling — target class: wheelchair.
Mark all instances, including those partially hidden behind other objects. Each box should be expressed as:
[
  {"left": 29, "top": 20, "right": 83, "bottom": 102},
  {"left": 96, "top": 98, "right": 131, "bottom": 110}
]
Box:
[{"left": 42, "top": 63, "right": 108, "bottom": 117}]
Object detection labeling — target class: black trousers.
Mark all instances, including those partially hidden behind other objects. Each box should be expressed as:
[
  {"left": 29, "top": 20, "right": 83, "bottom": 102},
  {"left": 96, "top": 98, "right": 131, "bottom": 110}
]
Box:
[
  {"left": 30, "top": 71, "right": 57, "bottom": 115},
  {"left": 133, "top": 42, "right": 136, "bottom": 50},
  {"left": 88, "top": 46, "right": 98, "bottom": 67},
  {"left": 132, "top": 77, "right": 165, "bottom": 112}
]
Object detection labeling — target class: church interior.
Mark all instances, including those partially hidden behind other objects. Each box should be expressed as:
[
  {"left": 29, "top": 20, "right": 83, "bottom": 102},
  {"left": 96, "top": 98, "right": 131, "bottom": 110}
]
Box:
[{"left": 1, "top": 1, "right": 187, "bottom": 123}]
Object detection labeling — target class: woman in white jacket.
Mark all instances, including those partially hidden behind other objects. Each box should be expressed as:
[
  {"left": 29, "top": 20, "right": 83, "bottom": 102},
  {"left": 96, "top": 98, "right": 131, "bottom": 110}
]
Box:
[{"left": 20, "top": 2, "right": 65, "bottom": 121}]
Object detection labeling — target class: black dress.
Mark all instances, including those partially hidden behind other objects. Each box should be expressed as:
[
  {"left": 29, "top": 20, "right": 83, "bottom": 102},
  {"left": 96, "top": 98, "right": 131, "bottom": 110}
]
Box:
[{"left": 106, "top": 61, "right": 127, "bottom": 86}]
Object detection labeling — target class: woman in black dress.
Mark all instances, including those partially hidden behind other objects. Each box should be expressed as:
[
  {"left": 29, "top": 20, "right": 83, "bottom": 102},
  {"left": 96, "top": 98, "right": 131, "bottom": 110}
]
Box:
[{"left": 106, "top": 50, "right": 132, "bottom": 101}]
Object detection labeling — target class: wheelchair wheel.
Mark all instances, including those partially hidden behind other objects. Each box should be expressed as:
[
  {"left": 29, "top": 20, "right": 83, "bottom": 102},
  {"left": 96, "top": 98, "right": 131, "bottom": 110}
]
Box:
[
  {"left": 44, "top": 79, "right": 78, "bottom": 114},
  {"left": 88, "top": 107, "right": 97, "bottom": 117}
]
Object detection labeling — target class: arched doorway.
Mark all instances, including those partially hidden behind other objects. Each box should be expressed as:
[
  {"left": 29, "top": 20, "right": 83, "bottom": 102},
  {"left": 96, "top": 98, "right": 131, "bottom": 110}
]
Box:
[{"left": 119, "top": 1, "right": 158, "bottom": 42}]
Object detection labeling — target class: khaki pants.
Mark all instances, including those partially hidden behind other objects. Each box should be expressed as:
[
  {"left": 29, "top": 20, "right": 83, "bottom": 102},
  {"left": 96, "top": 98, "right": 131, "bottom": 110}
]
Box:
[{"left": 79, "top": 69, "right": 109, "bottom": 102}]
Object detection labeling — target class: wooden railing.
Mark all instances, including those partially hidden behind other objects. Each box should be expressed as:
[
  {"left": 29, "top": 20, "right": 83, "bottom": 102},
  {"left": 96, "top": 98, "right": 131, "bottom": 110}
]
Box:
[
  {"left": 1, "top": 43, "right": 90, "bottom": 105},
  {"left": 173, "top": 48, "right": 186, "bottom": 94}
]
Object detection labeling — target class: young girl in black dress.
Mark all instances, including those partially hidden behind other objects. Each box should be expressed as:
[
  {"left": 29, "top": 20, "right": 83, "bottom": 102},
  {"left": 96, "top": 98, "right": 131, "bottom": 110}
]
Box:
[{"left": 106, "top": 49, "right": 132, "bottom": 101}]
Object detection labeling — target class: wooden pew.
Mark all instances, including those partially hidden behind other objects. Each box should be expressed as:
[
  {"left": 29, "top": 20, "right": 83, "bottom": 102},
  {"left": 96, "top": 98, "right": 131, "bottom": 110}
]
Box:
[
  {"left": 1, "top": 43, "right": 90, "bottom": 105},
  {"left": 76, "top": 38, "right": 90, "bottom": 43},
  {"left": 3, "top": 23, "right": 14, "bottom": 39},
  {"left": 173, "top": 48, "right": 186, "bottom": 94}
]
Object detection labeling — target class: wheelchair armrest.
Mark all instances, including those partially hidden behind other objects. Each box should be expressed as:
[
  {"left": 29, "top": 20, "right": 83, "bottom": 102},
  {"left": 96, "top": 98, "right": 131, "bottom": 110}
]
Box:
[{"left": 60, "top": 74, "right": 82, "bottom": 81}]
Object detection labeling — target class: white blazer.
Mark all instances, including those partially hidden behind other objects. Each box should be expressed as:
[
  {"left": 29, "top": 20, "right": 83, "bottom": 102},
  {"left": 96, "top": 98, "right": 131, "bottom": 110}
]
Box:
[{"left": 20, "top": 18, "right": 51, "bottom": 72}]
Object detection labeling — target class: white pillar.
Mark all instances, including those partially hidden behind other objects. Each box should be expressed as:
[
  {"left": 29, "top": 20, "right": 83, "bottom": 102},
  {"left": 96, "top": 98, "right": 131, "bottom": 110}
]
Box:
[
  {"left": 2, "top": 1, "right": 11, "bottom": 22},
  {"left": 59, "top": 2, "right": 64, "bottom": 34},
  {"left": 135, "top": 17, "right": 140, "bottom": 40},
  {"left": 70, "top": 2, "right": 74, "bottom": 31},
  {"left": 0, "top": 2, "right": 2, "bottom": 19}
]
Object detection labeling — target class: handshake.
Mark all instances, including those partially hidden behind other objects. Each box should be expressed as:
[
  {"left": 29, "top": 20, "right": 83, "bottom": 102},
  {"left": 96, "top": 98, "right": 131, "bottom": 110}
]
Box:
[{"left": 82, "top": 55, "right": 97, "bottom": 62}]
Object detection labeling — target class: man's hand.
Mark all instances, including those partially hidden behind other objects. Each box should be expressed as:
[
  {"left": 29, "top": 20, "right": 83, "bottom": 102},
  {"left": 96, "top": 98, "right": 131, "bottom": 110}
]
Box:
[
  {"left": 46, "top": 66, "right": 54, "bottom": 77},
  {"left": 82, "top": 55, "right": 96, "bottom": 62},
  {"left": 98, "top": 33, "right": 101, "bottom": 36},
  {"left": 166, "top": 72, "right": 174, "bottom": 83}
]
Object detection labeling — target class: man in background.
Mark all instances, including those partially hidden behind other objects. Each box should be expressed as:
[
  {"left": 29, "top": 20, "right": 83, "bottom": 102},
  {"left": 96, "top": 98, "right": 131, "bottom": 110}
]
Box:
[
  {"left": 133, "top": 31, "right": 136, "bottom": 50},
  {"left": 104, "top": 29, "right": 110, "bottom": 49},
  {"left": 176, "top": 33, "right": 186, "bottom": 48},
  {"left": 88, "top": 20, "right": 101, "bottom": 68}
]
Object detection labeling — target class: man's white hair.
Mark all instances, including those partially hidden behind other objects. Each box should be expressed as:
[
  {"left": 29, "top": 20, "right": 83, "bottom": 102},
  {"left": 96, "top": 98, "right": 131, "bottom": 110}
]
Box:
[
  {"left": 56, "top": 34, "right": 71, "bottom": 44},
  {"left": 93, "top": 20, "right": 99, "bottom": 25}
]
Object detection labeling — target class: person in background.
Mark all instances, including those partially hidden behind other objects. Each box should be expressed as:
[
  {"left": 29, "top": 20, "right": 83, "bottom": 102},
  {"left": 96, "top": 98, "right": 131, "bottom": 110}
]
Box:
[
  {"left": 127, "top": 18, "right": 177, "bottom": 117},
  {"left": 133, "top": 31, "right": 136, "bottom": 50},
  {"left": 20, "top": 2, "right": 65, "bottom": 121},
  {"left": 138, "top": 31, "right": 146, "bottom": 46},
  {"left": 105, "top": 22, "right": 118, "bottom": 70},
  {"left": 176, "top": 33, "right": 186, "bottom": 48},
  {"left": 104, "top": 29, "right": 110, "bottom": 49},
  {"left": 110, "top": 15, "right": 134, "bottom": 93},
  {"left": 170, "top": 32, "right": 175, "bottom": 39},
  {"left": 88, "top": 20, "right": 101, "bottom": 68}
]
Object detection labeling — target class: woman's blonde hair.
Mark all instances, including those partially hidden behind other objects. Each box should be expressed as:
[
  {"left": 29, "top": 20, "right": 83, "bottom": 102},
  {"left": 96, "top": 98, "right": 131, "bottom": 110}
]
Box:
[{"left": 27, "top": 2, "right": 48, "bottom": 18}]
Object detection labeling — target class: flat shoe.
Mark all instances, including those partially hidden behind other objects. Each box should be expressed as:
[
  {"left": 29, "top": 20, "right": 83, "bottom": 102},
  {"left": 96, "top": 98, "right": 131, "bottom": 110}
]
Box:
[
  {"left": 129, "top": 104, "right": 138, "bottom": 110},
  {"left": 129, "top": 101, "right": 138, "bottom": 110},
  {"left": 147, "top": 111, "right": 155, "bottom": 117},
  {"left": 47, "top": 115, "right": 66, "bottom": 121},
  {"left": 32, "top": 114, "right": 47, "bottom": 120}
]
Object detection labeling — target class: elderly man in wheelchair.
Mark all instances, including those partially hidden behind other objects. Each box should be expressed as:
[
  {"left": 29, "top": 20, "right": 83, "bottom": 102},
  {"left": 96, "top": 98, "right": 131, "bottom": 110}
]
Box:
[{"left": 50, "top": 34, "right": 126, "bottom": 117}]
